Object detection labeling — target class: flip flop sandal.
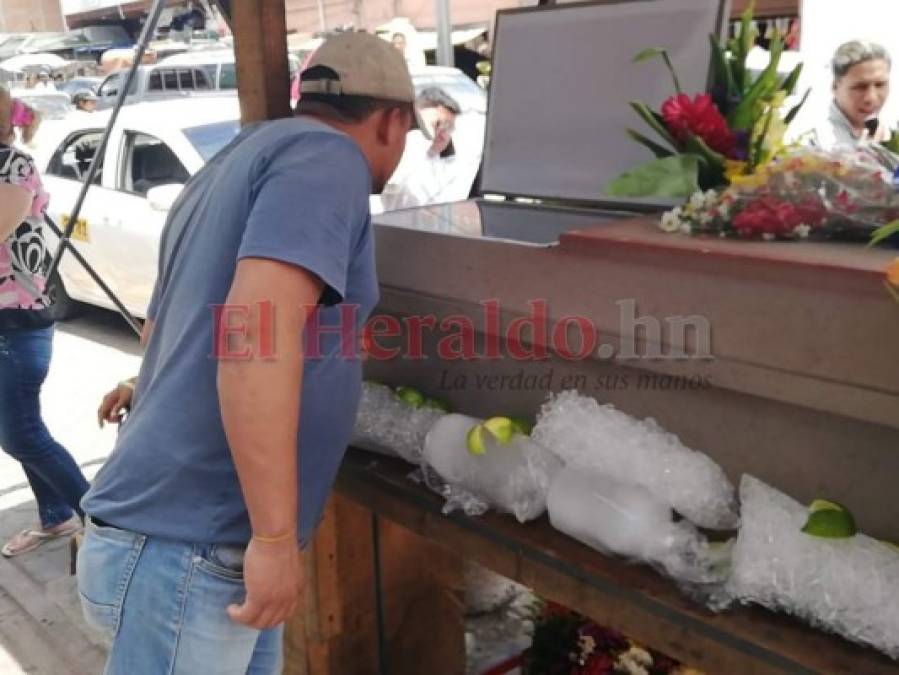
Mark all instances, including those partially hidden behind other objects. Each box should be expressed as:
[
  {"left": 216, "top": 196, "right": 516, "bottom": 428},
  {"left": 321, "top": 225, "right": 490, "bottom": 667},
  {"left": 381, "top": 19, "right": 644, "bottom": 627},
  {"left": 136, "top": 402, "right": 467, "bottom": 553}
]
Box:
[{"left": 2, "top": 520, "right": 81, "bottom": 558}]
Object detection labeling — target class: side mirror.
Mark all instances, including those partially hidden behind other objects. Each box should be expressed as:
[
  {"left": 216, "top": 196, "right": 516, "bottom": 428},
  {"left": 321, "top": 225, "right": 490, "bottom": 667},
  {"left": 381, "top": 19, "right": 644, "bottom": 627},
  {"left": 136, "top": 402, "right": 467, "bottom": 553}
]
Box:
[{"left": 146, "top": 184, "right": 183, "bottom": 211}]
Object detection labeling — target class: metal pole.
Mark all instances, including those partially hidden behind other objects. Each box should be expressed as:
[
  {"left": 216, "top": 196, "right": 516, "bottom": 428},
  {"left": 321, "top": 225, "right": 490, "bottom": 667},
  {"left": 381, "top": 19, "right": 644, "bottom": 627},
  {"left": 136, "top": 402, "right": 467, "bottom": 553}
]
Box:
[
  {"left": 45, "top": 0, "right": 167, "bottom": 283},
  {"left": 434, "top": 0, "right": 453, "bottom": 67},
  {"left": 316, "top": 0, "right": 326, "bottom": 33}
]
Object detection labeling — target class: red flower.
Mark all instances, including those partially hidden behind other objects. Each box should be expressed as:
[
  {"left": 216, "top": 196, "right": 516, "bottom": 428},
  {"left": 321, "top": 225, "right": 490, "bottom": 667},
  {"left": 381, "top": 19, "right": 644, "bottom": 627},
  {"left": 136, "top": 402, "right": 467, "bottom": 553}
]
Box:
[
  {"left": 731, "top": 196, "right": 827, "bottom": 238},
  {"left": 661, "top": 93, "right": 737, "bottom": 158}
]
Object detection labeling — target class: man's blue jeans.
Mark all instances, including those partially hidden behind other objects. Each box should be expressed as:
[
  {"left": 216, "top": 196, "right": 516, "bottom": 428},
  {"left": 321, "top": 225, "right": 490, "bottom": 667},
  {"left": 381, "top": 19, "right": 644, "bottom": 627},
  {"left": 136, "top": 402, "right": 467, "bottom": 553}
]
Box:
[
  {"left": 77, "top": 520, "right": 283, "bottom": 675},
  {"left": 0, "top": 327, "right": 89, "bottom": 528}
]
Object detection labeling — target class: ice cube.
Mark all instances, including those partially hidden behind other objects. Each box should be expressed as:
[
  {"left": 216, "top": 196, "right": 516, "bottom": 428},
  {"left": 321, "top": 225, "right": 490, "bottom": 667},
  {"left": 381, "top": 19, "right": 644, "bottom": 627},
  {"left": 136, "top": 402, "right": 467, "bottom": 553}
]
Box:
[
  {"left": 533, "top": 391, "right": 738, "bottom": 529},
  {"left": 547, "top": 466, "right": 676, "bottom": 560},
  {"left": 351, "top": 382, "right": 446, "bottom": 463},
  {"left": 423, "top": 414, "right": 561, "bottom": 522},
  {"left": 727, "top": 475, "right": 899, "bottom": 659}
]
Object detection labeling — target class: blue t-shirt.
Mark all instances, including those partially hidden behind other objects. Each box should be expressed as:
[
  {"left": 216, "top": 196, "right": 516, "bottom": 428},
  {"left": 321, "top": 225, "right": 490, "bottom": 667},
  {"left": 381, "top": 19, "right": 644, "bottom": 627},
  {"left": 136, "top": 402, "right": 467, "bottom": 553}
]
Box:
[{"left": 82, "top": 117, "right": 379, "bottom": 545}]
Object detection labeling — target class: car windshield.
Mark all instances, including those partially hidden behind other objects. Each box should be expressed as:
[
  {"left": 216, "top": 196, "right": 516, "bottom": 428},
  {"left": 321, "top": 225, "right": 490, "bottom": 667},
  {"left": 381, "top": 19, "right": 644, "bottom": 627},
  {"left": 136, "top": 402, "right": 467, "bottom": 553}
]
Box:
[
  {"left": 413, "top": 72, "right": 487, "bottom": 115},
  {"left": 16, "top": 94, "right": 71, "bottom": 120},
  {"left": 183, "top": 120, "right": 241, "bottom": 161}
]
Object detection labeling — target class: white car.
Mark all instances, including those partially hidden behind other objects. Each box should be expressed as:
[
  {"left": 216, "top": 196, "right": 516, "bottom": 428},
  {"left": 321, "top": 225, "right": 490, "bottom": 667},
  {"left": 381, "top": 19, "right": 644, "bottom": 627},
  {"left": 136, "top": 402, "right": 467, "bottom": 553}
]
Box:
[
  {"left": 33, "top": 97, "right": 242, "bottom": 318},
  {"left": 33, "top": 70, "right": 486, "bottom": 318}
]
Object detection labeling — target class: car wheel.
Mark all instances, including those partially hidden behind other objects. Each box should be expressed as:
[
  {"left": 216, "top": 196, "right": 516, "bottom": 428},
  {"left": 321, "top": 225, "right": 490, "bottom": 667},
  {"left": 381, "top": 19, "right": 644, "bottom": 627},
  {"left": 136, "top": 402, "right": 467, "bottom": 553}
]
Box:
[{"left": 47, "top": 270, "right": 82, "bottom": 321}]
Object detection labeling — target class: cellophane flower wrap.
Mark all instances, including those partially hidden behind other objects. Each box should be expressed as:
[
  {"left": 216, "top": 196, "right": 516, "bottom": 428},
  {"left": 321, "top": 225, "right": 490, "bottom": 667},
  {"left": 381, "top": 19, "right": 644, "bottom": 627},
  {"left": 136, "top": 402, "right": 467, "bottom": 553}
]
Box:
[{"left": 659, "top": 146, "right": 899, "bottom": 240}]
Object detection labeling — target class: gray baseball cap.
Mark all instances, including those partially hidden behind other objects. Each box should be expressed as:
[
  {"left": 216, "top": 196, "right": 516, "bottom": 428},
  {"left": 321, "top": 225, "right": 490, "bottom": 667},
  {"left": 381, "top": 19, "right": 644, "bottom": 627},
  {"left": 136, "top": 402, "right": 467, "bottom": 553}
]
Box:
[{"left": 300, "top": 32, "right": 429, "bottom": 137}]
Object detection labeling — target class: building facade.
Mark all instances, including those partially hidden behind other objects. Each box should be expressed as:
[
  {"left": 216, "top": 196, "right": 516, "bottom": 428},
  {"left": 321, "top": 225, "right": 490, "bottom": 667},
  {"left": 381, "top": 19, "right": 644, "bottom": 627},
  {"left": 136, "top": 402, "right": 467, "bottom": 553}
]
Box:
[{"left": 0, "top": 0, "right": 65, "bottom": 32}]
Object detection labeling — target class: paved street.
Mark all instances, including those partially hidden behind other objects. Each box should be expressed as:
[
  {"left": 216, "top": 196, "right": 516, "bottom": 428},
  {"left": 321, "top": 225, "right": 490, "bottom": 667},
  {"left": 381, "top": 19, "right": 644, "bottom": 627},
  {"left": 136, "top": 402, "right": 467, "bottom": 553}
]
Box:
[{"left": 0, "top": 307, "right": 142, "bottom": 674}]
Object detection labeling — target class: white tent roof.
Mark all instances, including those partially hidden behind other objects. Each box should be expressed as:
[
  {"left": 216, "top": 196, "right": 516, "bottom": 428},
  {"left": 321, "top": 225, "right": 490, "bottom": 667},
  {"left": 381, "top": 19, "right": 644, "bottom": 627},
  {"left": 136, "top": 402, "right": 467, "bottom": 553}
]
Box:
[{"left": 0, "top": 52, "right": 68, "bottom": 73}]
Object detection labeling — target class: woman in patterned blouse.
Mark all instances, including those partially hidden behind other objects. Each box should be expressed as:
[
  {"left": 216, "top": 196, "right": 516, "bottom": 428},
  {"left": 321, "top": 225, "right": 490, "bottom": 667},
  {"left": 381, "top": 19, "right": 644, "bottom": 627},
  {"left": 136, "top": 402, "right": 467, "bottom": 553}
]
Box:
[{"left": 0, "top": 85, "right": 88, "bottom": 557}]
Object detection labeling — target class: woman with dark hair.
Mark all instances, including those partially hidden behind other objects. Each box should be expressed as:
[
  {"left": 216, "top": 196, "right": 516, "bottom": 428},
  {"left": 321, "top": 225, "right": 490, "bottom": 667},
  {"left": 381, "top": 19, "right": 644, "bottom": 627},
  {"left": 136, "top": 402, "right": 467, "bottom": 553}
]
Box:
[{"left": 0, "top": 85, "right": 88, "bottom": 557}]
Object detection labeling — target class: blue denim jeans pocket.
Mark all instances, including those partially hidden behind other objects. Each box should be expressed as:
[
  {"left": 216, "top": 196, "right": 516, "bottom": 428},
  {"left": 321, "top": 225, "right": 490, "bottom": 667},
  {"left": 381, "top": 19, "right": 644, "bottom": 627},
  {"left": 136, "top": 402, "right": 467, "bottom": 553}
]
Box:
[
  {"left": 76, "top": 521, "right": 146, "bottom": 639},
  {"left": 194, "top": 543, "right": 246, "bottom": 583}
]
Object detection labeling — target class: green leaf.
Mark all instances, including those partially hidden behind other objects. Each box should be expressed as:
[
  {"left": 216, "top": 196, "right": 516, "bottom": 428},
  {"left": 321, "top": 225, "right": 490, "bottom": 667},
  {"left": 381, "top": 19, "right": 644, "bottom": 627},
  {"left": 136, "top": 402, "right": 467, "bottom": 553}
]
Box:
[
  {"left": 784, "top": 87, "right": 811, "bottom": 125},
  {"left": 749, "top": 107, "right": 775, "bottom": 168},
  {"left": 605, "top": 154, "right": 701, "bottom": 198},
  {"left": 728, "top": 37, "right": 784, "bottom": 130},
  {"left": 626, "top": 128, "right": 675, "bottom": 158},
  {"left": 633, "top": 47, "right": 683, "bottom": 94},
  {"left": 709, "top": 35, "right": 737, "bottom": 108},
  {"left": 733, "top": 0, "right": 757, "bottom": 91},
  {"left": 684, "top": 133, "right": 726, "bottom": 168},
  {"left": 779, "top": 62, "right": 803, "bottom": 95},
  {"left": 633, "top": 47, "right": 667, "bottom": 63},
  {"left": 870, "top": 220, "right": 899, "bottom": 246},
  {"left": 630, "top": 101, "right": 678, "bottom": 149}
]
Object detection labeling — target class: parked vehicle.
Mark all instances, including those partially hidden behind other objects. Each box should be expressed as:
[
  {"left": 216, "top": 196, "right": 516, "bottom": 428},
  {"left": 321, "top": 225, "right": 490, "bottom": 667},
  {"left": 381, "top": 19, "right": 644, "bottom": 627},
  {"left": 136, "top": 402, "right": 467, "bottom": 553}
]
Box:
[
  {"left": 9, "top": 89, "right": 72, "bottom": 120},
  {"left": 58, "top": 76, "right": 103, "bottom": 99},
  {"left": 33, "top": 97, "right": 242, "bottom": 317},
  {"left": 161, "top": 48, "right": 301, "bottom": 91}
]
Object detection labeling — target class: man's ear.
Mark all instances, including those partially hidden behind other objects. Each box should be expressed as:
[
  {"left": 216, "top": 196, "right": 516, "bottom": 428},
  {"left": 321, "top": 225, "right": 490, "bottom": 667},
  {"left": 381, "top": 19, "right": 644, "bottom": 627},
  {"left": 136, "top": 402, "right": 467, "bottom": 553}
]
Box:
[{"left": 374, "top": 107, "right": 407, "bottom": 146}]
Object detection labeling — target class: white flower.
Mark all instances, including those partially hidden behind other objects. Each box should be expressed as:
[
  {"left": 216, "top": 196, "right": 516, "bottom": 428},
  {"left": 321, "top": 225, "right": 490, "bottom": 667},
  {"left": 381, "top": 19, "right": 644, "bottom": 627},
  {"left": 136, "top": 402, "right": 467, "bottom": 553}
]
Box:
[
  {"left": 659, "top": 209, "right": 683, "bottom": 233},
  {"left": 698, "top": 211, "right": 714, "bottom": 225},
  {"left": 793, "top": 223, "right": 811, "bottom": 239},
  {"left": 679, "top": 222, "right": 693, "bottom": 235},
  {"left": 704, "top": 189, "right": 718, "bottom": 202},
  {"left": 689, "top": 191, "right": 707, "bottom": 211}
]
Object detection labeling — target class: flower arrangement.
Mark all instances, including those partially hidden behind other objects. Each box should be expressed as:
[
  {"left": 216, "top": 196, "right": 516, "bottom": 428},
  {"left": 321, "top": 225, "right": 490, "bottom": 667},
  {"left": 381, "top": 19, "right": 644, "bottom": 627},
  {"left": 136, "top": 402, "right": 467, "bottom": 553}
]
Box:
[
  {"left": 659, "top": 147, "right": 899, "bottom": 240},
  {"left": 522, "top": 601, "right": 703, "bottom": 675},
  {"left": 607, "top": 0, "right": 807, "bottom": 198}
]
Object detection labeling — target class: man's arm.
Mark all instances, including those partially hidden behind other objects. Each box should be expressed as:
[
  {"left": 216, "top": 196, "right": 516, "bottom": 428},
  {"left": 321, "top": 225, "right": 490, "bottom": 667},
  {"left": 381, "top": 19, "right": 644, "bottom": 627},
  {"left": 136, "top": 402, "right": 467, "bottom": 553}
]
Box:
[{"left": 219, "top": 257, "right": 324, "bottom": 630}]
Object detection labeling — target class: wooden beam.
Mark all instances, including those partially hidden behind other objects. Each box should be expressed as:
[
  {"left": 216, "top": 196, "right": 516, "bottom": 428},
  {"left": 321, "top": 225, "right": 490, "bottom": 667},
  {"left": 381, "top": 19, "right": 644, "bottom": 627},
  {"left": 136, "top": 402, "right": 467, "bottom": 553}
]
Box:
[
  {"left": 231, "top": 0, "right": 292, "bottom": 124},
  {"left": 334, "top": 450, "right": 899, "bottom": 675},
  {"left": 731, "top": 0, "right": 800, "bottom": 18}
]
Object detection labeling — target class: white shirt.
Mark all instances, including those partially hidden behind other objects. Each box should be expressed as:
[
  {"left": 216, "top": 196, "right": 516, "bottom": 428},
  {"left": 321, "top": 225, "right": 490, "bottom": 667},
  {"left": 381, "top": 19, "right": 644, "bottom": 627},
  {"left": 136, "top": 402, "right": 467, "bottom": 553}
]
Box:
[{"left": 379, "top": 131, "right": 479, "bottom": 212}]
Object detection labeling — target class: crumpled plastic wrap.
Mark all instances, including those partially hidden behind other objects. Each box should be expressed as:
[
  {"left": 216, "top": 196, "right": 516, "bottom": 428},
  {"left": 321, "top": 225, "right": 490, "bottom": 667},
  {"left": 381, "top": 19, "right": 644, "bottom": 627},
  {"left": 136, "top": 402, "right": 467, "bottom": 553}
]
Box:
[
  {"left": 723, "top": 146, "right": 899, "bottom": 240},
  {"left": 547, "top": 466, "right": 732, "bottom": 595},
  {"left": 726, "top": 475, "right": 899, "bottom": 659},
  {"left": 350, "top": 382, "right": 446, "bottom": 464},
  {"left": 422, "top": 414, "right": 562, "bottom": 523},
  {"left": 532, "top": 391, "right": 738, "bottom": 530}
]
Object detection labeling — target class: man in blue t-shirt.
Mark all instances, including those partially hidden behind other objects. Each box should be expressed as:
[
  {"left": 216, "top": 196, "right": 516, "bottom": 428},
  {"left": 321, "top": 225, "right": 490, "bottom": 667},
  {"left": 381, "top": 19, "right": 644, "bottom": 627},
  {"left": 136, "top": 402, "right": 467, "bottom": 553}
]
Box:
[{"left": 77, "top": 33, "right": 424, "bottom": 675}]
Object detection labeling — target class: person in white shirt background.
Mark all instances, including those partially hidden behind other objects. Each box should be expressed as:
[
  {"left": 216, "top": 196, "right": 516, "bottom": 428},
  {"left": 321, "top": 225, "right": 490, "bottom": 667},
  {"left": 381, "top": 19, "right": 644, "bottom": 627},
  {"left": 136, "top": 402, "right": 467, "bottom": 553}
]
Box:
[
  {"left": 815, "top": 40, "right": 892, "bottom": 149},
  {"left": 380, "top": 87, "right": 478, "bottom": 211},
  {"left": 32, "top": 71, "right": 57, "bottom": 93}
]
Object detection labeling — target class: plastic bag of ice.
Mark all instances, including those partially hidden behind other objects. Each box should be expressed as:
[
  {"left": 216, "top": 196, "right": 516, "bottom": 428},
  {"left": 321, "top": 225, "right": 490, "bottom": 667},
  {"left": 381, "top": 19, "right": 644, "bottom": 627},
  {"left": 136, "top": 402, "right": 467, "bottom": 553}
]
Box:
[
  {"left": 423, "top": 414, "right": 562, "bottom": 522},
  {"left": 351, "top": 382, "right": 446, "bottom": 464},
  {"left": 727, "top": 475, "right": 899, "bottom": 659},
  {"left": 548, "top": 466, "right": 731, "bottom": 590},
  {"left": 533, "top": 391, "right": 738, "bottom": 530}
]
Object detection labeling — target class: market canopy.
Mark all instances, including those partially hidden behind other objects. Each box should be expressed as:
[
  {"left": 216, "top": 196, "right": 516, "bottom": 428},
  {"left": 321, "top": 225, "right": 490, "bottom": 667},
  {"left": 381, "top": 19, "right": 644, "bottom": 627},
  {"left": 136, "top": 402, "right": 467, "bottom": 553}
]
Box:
[{"left": 0, "top": 52, "right": 68, "bottom": 73}]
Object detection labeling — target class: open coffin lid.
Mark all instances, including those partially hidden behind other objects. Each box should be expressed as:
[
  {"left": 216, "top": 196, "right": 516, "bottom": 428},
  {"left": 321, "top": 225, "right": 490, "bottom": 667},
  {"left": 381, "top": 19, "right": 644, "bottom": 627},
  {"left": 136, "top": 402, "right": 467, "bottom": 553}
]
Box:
[{"left": 374, "top": 0, "right": 730, "bottom": 244}]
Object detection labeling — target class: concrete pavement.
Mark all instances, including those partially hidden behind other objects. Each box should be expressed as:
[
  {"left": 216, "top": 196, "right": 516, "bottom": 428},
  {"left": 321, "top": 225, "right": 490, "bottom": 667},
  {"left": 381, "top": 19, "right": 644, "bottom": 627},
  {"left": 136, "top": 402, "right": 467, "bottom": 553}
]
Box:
[{"left": 0, "top": 307, "right": 142, "bottom": 675}]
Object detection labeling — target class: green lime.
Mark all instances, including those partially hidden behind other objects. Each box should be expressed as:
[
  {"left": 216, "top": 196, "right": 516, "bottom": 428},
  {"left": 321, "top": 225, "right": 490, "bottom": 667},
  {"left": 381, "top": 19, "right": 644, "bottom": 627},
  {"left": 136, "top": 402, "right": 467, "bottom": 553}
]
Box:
[
  {"left": 483, "top": 417, "right": 515, "bottom": 444},
  {"left": 466, "top": 424, "right": 487, "bottom": 455},
  {"left": 395, "top": 386, "right": 425, "bottom": 408},
  {"left": 423, "top": 398, "right": 450, "bottom": 412},
  {"left": 809, "top": 499, "right": 844, "bottom": 514},
  {"left": 801, "top": 504, "right": 857, "bottom": 539},
  {"left": 509, "top": 416, "right": 533, "bottom": 436}
]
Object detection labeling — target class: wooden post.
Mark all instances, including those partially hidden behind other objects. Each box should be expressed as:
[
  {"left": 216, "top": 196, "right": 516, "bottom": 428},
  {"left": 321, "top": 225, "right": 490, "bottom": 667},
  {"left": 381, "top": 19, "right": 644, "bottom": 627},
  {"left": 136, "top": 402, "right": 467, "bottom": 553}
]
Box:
[{"left": 230, "top": 0, "right": 292, "bottom": 125}]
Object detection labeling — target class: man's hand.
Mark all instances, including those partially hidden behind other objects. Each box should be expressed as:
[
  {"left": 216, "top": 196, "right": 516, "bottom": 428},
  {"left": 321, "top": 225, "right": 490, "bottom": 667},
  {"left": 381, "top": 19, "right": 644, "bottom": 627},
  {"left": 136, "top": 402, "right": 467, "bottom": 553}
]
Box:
[
  {"left": 97, "top": 382, "right": 135, "bottom": 427},
  {"left": 226, "top": 539, "right": 302, "bottom": 629}
]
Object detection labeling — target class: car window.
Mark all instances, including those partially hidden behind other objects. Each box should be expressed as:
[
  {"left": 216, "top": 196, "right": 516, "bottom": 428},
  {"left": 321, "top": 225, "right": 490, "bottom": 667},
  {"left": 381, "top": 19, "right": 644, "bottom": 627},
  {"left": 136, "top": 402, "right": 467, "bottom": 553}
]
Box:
[
  {"left": 122, "top": 132, "right": 189, "bottom": 196},
  {"left": 46, "top": 131, "right": 105, "bottom": 183},
  {"left": 183, "top": 120, "right": 241, "bottom": 161},
  {"left": 98, "top": 73, "right": 120, "bottom": 98},
  {"left": 219, "top": 64, "right": 237, "bottom": 90},
  {"left": 413, "top": 72, "right": 487, "bottom": 114}
]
